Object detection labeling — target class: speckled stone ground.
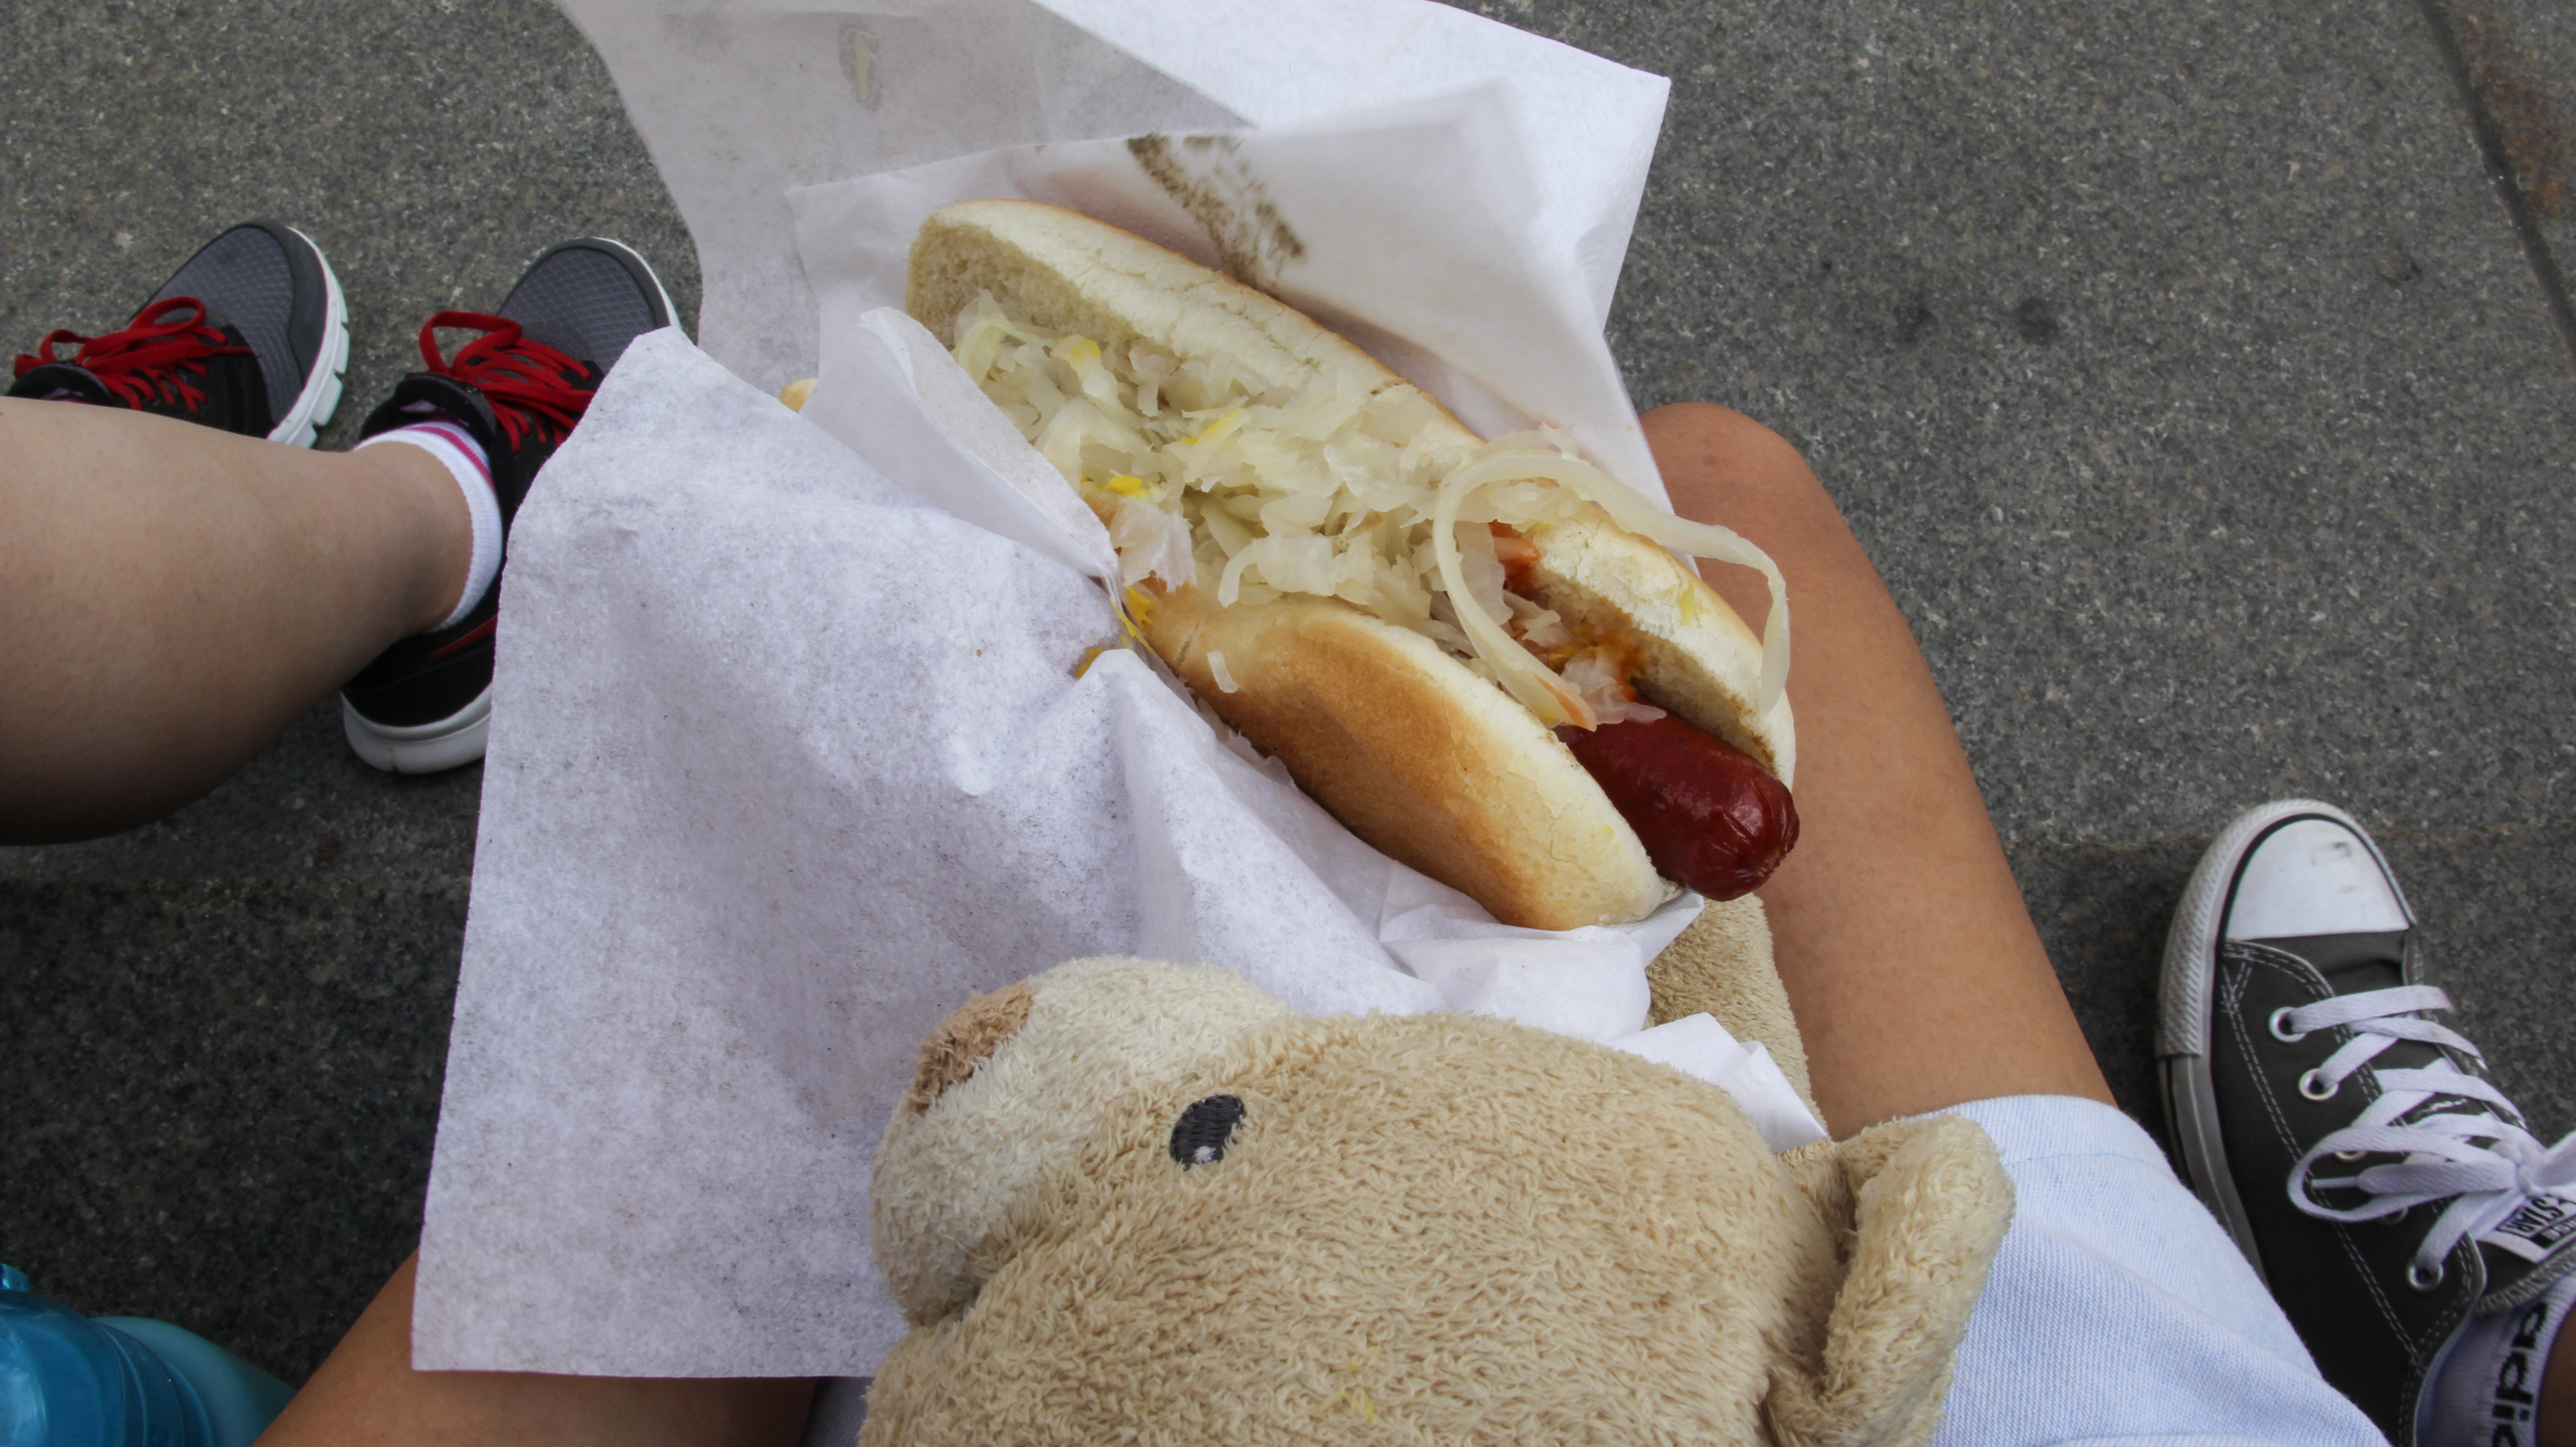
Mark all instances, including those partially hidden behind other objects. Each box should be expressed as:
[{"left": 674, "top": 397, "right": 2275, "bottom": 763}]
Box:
[
  {"left": 2444, "top": 0, "right": 2576, "bottom": 353},
  {"left": 0, "top": 0, "right": 687, "bottom": 1379},
  {"left": 2, "top": 0, "right": 2571, "bottom": 1388}
]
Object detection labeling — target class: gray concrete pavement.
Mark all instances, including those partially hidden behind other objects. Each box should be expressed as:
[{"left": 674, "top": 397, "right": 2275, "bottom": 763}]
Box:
[
  {"left": 2452, "top": 0, "right": 2576, "bottom": 349},
  {"left": 0, "top": 0, "right": 688, "bottom": 1378},
  {"left": 4, "top": 0, "right": 2574, "bottom": 1386}
]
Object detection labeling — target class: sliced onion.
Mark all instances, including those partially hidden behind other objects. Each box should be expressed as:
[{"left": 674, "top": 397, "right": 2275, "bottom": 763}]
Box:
[
  {"left": 1562, "top": 647, "right": 1667, "bottom": 724},
  {"left": 953, "top": 288, "right": 1789, "bottom": 720},
  {"left": 1438, "top": 448, "right": 1790, "bottom": 715},
  {"left": 1108, "top": 496, "right": 1191, "bottom": 588},
  {"left": 1218, "top": 543, "right": 1259, "bottom": 606},
  {"left": 1431, "top": 472, "right": 1594, "bottom": 728}
]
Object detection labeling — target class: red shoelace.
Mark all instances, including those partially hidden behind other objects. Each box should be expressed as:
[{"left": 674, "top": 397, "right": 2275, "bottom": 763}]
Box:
[
  {"left": 11, "top": 298, "right": 249, "bottom": 411},
  {"left": 416, "top": 311, "right": 592, "bottom": 449}
]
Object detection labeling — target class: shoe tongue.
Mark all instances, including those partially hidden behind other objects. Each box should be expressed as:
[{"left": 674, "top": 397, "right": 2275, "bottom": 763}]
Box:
[
  {"left": 2254, "top": 927, "right": 2487, "bottom": 1113},
  {"left": 2250, "top": 934, "right": 2576, "bottom": 1307},
  {"left": 6, "top": 362, "right": 114, "bottom": 405},
  {"left": 2247, "top": 930, "right": 2407, "bottom": 989},
  {"left": 2479, "top": 1206, "right": 2576, "bottom": 1308}
]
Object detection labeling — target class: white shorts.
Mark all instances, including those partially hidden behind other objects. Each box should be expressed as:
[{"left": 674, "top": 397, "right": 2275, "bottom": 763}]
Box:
[{"left": 1936, "top": 1096, "right": 2387, "bottom": 1446}]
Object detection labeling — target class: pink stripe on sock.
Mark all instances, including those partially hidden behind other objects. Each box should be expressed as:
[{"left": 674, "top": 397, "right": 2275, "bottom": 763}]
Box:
[{"left": 386, "top": 419, "right": 493, "bottom": 490}]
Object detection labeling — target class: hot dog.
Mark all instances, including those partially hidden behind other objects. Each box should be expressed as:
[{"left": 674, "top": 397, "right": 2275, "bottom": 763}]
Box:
[
  {"left": 910, "top": 200, "right": 1797, "bottom": 929},
  {"left": 1558, "top": 716, "right": 1798, "bottom": 901}
]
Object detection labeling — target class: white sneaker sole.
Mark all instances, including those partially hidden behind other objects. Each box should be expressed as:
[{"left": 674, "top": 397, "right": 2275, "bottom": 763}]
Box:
[
  {"left": 267, "top": 226, "right": 348, "bottom": 449},
  {"left": 341, "top": 691, "right": 490, "bottom": 775},
  {"left": 2156, "top": 798, "right": 2415, "bottom": 1282}
]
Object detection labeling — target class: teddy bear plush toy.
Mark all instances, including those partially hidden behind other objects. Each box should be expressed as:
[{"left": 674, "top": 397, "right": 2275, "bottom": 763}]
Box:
[{"left": 861, "top": 897, "right": 2015, "bottom": 1446}]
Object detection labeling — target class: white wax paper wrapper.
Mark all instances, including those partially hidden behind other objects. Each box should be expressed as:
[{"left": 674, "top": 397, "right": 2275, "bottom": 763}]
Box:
[
  {"left": 555, "top": 0, "right": 1668, "bottom": 401},
  {"left": 789, "top": 89, "right": 1671, "bottom": 494},
  {"left": 1615, "top": 1017, "right": 1831, "bottom": 1153},
  {"left": 416, "top": 0, "right": 1823, "bottom": 1378}
]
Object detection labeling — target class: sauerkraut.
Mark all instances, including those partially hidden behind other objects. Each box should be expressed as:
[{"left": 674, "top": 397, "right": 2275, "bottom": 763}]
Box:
[{"left": 951, "top": 291, "right": 1786, "bottom": 728}]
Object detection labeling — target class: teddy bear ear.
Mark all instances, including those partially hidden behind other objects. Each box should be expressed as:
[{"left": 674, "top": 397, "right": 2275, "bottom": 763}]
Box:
[
  {"left": 1766, "top": 1115, "right": 2013, "bottom": 1447},
  {"left": 902, "top": 979, "right": 1037, "bottom": 1113},
  {"left": 870, "top": 957, "right": 1293, "bottom": 1327}
]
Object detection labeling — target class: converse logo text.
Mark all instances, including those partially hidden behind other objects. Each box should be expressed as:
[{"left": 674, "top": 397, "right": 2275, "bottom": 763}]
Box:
[{"left": 2479, "top": 1193, "right": 2576, "bottom": 1265}]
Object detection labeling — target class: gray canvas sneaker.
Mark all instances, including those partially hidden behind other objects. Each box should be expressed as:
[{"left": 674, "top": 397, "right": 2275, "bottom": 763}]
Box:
[{"left": 2160, "top": 800, "right": 2576, "bottom": 1444}]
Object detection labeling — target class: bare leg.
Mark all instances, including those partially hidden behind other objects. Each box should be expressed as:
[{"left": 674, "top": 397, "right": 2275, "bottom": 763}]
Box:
[
  {"left": 2546, "top": 1324, "right": 2576, "bottom": 1447},
  {"left": 256, "top": 1255, "right": 815, "bottom": 1447},
  {"left": 1646, "top": 402, "right": 2112, "bottom": 1134},
  {"left": 0, "top": 399, "right": 471, "bottom": 841}
]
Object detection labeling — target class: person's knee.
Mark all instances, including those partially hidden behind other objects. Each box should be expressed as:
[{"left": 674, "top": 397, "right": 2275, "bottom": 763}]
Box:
[
  {"left": 1640, "top": 402, "right": 1835, "bottom": 532},
  {"left": 1643, "top": 402, "right": 1785, "bottom": 455}
]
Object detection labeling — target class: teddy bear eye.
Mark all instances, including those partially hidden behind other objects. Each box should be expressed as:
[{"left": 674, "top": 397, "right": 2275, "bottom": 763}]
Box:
[{"left": 1169, "top": 1095, "right": 1246, "bottom": 1168}]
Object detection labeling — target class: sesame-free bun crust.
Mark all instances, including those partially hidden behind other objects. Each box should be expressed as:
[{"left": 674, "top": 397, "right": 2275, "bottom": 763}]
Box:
[
  {"left": 910, "top": 200, "right": 1398, "bottom": 420},
  {"left": 1522, "top": 507, "right": 1796, "bottom": 786},
  {"left": 1142, "top": 587, "right": 1670, "bottom": 930},
  {"left": 911, "top": 200, "right": 1791, "bottom": 929}
]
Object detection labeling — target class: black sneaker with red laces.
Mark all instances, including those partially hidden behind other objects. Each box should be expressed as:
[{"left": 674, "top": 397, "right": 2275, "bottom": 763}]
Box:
[
  {"left": 7, "top": 220, "right": 347, "bottom": 446},
  {"left": 338, "top": 238, "right": 674, "bottom": 773}
]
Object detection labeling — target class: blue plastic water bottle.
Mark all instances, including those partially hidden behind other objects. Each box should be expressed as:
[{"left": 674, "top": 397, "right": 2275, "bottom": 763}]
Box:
[{"left": 0, "top": 1264, "right": 294, "bottom": 1447}]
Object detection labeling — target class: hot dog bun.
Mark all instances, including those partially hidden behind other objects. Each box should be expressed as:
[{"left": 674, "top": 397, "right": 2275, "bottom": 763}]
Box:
[{"left": 910, "top": 199, "right": 1792, "bottom": 930}]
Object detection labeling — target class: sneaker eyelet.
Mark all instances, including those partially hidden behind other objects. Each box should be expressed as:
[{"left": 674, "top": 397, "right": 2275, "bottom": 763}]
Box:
[
  {"left": 2269, "top": 1007, "right": 2310, "bottom": 1043},
  {"left": 2299, "top": 1069, "right": 2337, "bottom": 1101},
  {"left": 2334, "top": 1149, "right": 2367, "bottom": 1162},
  {"left": 2409, "top": 1260, "right": 2445, "bottom": 1291}
]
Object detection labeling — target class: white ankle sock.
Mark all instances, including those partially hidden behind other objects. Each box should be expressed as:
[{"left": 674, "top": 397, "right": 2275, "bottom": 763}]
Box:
[
  {"left": 359, "top": 420, "right": 501, "bottom": 632},
  {"left": 2427, "top": 1268, "right": 2576, "bottom": 1447}
]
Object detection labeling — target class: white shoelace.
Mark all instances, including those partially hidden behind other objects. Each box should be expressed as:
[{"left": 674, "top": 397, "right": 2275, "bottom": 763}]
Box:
[{"left": 2285, "top": 984, "right": 2576, "bottom": 1286}]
